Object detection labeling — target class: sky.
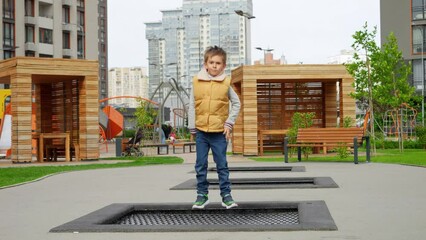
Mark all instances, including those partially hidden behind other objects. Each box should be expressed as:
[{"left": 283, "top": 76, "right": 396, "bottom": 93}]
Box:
[{"left": 108, "top": 0, "right": 380, "bottom": 68}]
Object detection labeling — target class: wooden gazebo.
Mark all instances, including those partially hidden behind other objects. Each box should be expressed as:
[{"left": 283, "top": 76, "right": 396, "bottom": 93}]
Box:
[
  {"left": 230, "top": 64, "right": 356, "bottom": 156},
  {"left": 0, "top": 57, "right": 99, "bottom": 163}
]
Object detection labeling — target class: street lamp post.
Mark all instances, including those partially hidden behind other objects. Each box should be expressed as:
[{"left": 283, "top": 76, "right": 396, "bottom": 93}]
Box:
[
  {"left": 255, "top": 47, "right": 274, "bottom": 64},
  {"left": 422, "top": 28, "right": 425, "bottom": 126},
  {"left": 235, "top": 10, "right": 255, "bottom": 65}
]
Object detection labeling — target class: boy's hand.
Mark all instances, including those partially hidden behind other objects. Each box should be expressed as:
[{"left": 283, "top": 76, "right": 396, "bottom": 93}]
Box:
[{"left": 223, "top": 127, "right": 232, "bottom": 140}]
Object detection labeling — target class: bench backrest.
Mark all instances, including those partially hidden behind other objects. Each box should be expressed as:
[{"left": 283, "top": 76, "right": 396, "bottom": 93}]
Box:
[{"left": 296, "top": 127, "right": 364, "bottom": 145}]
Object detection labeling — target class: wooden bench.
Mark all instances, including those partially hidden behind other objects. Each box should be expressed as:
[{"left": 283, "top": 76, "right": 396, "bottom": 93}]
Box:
[
  {"left": 171, "top": 142, "right": 196, "bottom": 154},
  {"left": 284, "top": 127, "right": 370, "bottom": 164},
  {"left": 140, "top": 143, "right": 169, "bottom": 155}
]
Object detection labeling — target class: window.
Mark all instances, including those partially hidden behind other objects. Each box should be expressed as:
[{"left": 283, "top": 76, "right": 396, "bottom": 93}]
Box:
[
  {"left": 3, "top": 22, "right": 14, "bottom": 47},
  {"left": 101, "top": 43, "right": 106, "bottom": 54},
  {"left": 25, "top": 0, "right": 34, "bottom": 16},
  {"left": 63, "top": 31, "right": 70, "bottom": 49},
  {"left": 39, "top": 28, "right": 53, "bottom": 44},
  {"left": 3, "top": 0, "right": 14, "bottom": 19},
  {"left": 413, "top": 0, "right": 425, "bottom": 20},
  {"left": 100, "top": 31, "right": 105, "bottom": 41},
  {"left": 25, "top": 25, "right": 34, "bottom": 43},
  {"left": 100, "top": 56, "right": 106, "bottom": 67},
  {"left": 99, "top": 18, "right": 105, "bottom": 30},
  {"left": 62, "top": 6, "right": 70, "bottom": 23},
  {"left": 77, "top": 0, "right": 84, "bottom": 8},
  {"left": 3, "top": 50, "right": 14, "bottom": 59},
  {"left": 77, "top": 10, "right": 85, "bottom": 28},
  {"left": 39, "top": 54, "right": 53, "bottom": 58},
  {"left": 77, "top": 35, "right": 84, "bottom": 59},
  {"left": 100, "top": 6, "right": 105, "bottom": 17},
  {"left": 25, "top": 51, "right": 35, "bottom": 57},
  {"left": 413, "top": 25, "right": 426, "bottom": 53}
]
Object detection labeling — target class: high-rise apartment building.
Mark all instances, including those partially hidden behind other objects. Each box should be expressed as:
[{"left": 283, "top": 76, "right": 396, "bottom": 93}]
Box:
[
  {"left": 145, "top": 0, "right": 253, "bottom": 98},
  {"left": 0, "top": 0, "right": 108, "bottom": 102},
  {"left": 108, "top": 67, "right": 149, "bottom": 108},
  {"left": 380, "top": 0, "right": 425, "bottom": 101}
]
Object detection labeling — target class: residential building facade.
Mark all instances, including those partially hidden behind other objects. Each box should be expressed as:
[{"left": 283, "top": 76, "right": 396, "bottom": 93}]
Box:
[
  {"left": 108, "top": 67, "right": 149, "bottom": 108},
  {"left": 380, "top": 0, "right": 425, "bottom": 102},
  {"left": 0, "top": 0, "right": 108, "bottom": 102}
]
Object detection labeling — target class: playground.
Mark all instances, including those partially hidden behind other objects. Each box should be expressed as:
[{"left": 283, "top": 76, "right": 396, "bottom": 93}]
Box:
[
  {"left": 2, "top": 59, "right": 421, "bottom": 163},
  {"left": 0, "top": 58, "right": 425, "bottom": 238}
]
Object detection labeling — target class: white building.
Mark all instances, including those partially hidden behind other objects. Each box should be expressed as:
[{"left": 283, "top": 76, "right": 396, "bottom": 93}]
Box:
[
  {"left": 108, "top": 67, "right": 149, "bottom": 108},
  {"left": 327, "top": 49, "right": 366, "bottom": 64}
]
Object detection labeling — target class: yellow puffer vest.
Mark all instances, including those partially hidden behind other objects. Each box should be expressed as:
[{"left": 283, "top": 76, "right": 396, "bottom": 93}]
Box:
[{"left": 193, "top": 76, "right": 230, "bottom": 132}]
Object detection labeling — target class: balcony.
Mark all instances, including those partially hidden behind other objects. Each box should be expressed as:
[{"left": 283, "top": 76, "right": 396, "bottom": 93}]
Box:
[
  {"left": 25, "top": 16, "right": 37, "bottom": 25},
  {"left": 62, "top": 22, "right": 73, "bottom": 31},
  {"left": 62, "top": 0, "right": 73, "bottom": 6},
  {"left": 38, "top": 43, "right": 54, "bottom": 55},
  {"left": 62, "top": 49, "right": 72, "bottom": 57},
  {"left": 38, "top": 16, "right": 53, "bottom": 29},
  {"left": 25, "top": 42, "right": 37, "bottom": 52},
  {"left": 39, "top": 0, "right": 53, "bottom": 4}
]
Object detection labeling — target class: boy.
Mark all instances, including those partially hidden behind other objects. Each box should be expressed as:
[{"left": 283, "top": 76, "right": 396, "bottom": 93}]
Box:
[{"left": 188, "top": 46, "right": 241, "bottom": 209}]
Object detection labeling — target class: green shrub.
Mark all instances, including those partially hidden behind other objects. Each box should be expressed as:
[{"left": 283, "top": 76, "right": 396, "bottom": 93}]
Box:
[
  {"left": 376, "top": 139, "right": 423, "bottom": 149},
  {"left": 287, "top": 112, "right": 315, "bottom": 159},
  {"left": 123, "top": 129, "right": 135, "bottom": 138},
  {"left": 335, "top": 142, "right": 350, "bottom": 159},
  {"left": 343, "top": 116, "right": 354, "bottom": 128},
  {"left": 415, "top": 125, "right": 426, "bottom": 149}
]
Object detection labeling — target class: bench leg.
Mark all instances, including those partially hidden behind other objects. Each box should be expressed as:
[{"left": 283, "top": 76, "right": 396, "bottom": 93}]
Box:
[
  {"left": 297, "top": 147, "right": 301, "bottom": 161},
  {"left": 173, "top": 145, "right": 176, "bottom": 154},
  {"left": 284, "top": 137, "right": 289, "bottom": 163},
  {"left": 353, "top": 137, "right": 358, "bottom": 164}
]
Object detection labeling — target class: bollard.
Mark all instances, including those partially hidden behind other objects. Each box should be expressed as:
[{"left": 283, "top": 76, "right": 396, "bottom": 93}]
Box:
[{"left": 115, "top": 138, "right": 122, "bottom": 157}]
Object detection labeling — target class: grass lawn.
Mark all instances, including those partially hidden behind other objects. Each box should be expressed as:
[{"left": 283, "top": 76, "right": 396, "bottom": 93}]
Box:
[
  {"left": 251, "top": 149, "right": 426, "bottom": 166},
  {"left": 0, "top": 156, "right": 183, "bottom": 188}
]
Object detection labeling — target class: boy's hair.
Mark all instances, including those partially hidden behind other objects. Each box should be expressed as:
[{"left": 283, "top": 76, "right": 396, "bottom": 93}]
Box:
[{"left": 204, "top": 45, "right": 227, "bottom": 65}]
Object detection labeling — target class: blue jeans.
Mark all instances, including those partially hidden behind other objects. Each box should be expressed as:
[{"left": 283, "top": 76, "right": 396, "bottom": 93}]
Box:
[{"left": 194, "top": 130, "right": 231, "bottom": 197}]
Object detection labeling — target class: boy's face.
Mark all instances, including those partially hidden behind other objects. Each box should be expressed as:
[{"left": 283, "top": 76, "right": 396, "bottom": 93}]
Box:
[{"left": 205, "top": 55, "right": 226, "bottom": 77}]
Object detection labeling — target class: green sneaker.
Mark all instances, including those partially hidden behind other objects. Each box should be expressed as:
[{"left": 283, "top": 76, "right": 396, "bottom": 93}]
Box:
[
  {"left": 192, "top": 194, "right": 209, "bottom": 209},
  {"left": 221, "top": 194, "right": 238, "bottom": 209}
]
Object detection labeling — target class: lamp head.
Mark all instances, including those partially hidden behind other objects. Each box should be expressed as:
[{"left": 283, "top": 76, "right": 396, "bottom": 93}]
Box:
[{"left": 234, "top": 10, "right": 243, "bottom": 16}]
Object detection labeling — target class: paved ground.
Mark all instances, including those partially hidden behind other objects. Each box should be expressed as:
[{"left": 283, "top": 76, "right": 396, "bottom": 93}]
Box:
[{"left": 0, "top": 144, "right": 425, "bottom": 239}]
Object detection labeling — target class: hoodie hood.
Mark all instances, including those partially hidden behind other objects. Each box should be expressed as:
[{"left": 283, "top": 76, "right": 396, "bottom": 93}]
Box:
[{"left": 197, "top": 67, "right": 227, "bottom": 81}]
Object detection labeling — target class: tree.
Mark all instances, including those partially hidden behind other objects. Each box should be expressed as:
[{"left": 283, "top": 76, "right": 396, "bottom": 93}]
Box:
[
  {"left": 134, "top": 100, "right": 157, "bottom": 127},
  {"left": 373, "top": 32, "right": 415, "bottom": 151},
  {"left": 347, "top": 23, "right": 417, "bottom": 153},
  {"left": 346, "top": 22, "right": 380, "bottom": 154}
]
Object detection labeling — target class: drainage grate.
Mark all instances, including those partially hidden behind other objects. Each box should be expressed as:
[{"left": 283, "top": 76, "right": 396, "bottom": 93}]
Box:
[
  {"left": 50, "top": 201, "right": 337, "bottom": 232},
  {"left": 170, "top": 177, "right": 338, "bottom": 190},
  {"left": 201, "top": 166, "right": 306, "bottom": 172},
  {"left": 115, "top": 209, "right": 299, "bottom": 226}
]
